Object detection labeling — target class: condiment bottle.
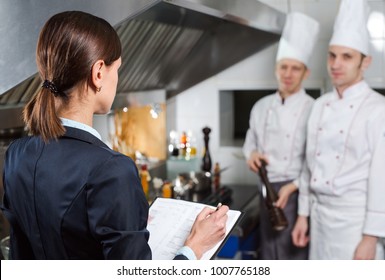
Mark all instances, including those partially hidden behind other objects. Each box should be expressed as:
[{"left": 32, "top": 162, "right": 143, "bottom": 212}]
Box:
[
  {"left": 162, "top": 181, "right": 173, "bottom": 198},
  {"left": 180, "top": 131, "right": 187, "bottom": 158},
  {"left": 140, "top": 164, "right": 150, "bottom": 199},
  {"left": 153, "top": 177, "right": 163, "bottom": 198}
]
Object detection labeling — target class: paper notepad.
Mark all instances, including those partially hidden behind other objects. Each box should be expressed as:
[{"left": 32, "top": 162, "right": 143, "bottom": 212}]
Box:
[{"left": 147, "top": 197, "right": 243, "bottom": 260}]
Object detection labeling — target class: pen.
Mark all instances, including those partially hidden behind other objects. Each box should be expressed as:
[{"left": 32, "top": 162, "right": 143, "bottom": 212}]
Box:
[
  {"left": 206, "top": 203, "right": 223, "bottom": 219},
  {"left": 215, "top": 202, "right": 222, "bottom": 211}
]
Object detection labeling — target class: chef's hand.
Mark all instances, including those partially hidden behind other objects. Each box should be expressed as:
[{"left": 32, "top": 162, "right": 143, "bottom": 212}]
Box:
[
  {"left": 292, "top": 215, "right": 310, "bottom": 248},
  {"left": 275, "top": 182, "right": 297, "bottom": 209},
  {"left": 184, "top": 205, "right": 229, "bottom": 259},
  {"left": 353, "top": 235, "right": 377, "bottom": 260},
  {"left": 247, "top": 151, "right": 269, "bottom": 173}
]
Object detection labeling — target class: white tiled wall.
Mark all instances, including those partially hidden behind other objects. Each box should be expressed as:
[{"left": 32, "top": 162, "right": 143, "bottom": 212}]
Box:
[{"left": 169, "top": 0, "right": 385, "bottom": 185}]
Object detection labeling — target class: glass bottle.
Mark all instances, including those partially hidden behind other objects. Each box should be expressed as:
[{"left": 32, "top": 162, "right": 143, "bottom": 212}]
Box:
[
  {"left": 189, "top": 134, "right": 197, "bottom": 158},
  {"left": 162, "top": 181, "right": 173, "bottom": 198},
  {"left": 179, "top": 131, "right": 187, "bottom": 158},
  {"left": 140, "top": 164, "right": 150, "bottom": 200},
  {"left": 168, "top": 130, "right": 179, "bottom": 157}
]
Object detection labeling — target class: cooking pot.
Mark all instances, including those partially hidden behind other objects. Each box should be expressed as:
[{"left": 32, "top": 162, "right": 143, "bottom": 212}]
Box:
[{"left": 178, "top": 171, "right": 212, "bottom": 193}]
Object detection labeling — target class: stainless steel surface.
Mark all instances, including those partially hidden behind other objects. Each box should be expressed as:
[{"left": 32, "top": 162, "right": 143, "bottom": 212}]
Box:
[
  {"left": 0, "top": 0, "right": 284, "bottom": 113},
  {"left": 117, "top": 0, "right": 284, "bottom": 99},
  {"left": 0, "top": 106, "right": 24, "bottom": 130},
  {"left": 0, "top": 0, "right": 159, "bottom": 95}
]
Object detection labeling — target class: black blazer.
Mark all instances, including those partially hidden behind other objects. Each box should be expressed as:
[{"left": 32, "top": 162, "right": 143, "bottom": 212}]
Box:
[{"left": 2, "top": 127, "right": 187, "bottom": 260}]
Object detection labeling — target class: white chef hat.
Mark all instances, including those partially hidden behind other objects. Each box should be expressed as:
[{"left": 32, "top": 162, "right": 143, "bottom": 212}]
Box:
[
  {"left": 276, "top": 12, "right": 320, "bottom": 67},
  {"left": 329, "top": 0, "right": 370, "bottom": 55}
]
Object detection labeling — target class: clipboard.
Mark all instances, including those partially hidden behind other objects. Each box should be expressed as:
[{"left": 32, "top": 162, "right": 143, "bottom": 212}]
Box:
[{"left": 147, "top": 197, "right": 244, "bottom": 260}]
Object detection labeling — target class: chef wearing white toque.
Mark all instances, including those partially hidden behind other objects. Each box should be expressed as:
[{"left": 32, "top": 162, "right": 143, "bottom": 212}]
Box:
[
  {"left": 243, "top": 12, "right": 319, "bottom": 260},
  {"left": 292, "top": 0, "right": 385, "bottom": 260}
]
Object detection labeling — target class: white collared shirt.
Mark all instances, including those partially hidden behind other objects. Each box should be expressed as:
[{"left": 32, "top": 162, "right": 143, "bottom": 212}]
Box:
[{"left": 60, "top": 118, "right": 101, "bottom": 140}]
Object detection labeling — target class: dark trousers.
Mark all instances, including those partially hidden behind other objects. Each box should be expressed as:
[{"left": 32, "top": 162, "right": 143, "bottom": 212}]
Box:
[{"left": 259, "top": 180, "right": 309, "bottom": 260}]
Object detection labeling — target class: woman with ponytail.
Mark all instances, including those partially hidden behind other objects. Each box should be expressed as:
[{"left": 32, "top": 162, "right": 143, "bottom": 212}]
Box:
[{"left": 2, "top": 11, "right": 228, "bottom": 260}]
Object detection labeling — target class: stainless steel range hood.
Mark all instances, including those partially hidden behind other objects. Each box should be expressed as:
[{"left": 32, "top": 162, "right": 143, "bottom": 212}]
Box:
[{"left": 0, "top": 0, "right": 285, "bottom": 129}]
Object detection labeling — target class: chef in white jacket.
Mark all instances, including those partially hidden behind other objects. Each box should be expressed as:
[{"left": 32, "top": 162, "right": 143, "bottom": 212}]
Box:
[
  {"left": 243, "top": 12, "right": 320, "bottom": 259},
  {"left": 292, "top": 0, "right": 385, "bottom": 260}
]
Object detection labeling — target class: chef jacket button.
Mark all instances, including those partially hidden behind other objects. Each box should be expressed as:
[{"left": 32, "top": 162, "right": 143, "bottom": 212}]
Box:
[
  {"left": 326, "top": 181, "right": 330, "bottom": 185},
  {"left": 336, "top": 155, "right": 340, "bottom": 159},
  {"left": 318, "top": 127, "right": 323, "bottom": 132},
  {"left": 350, "top": 105, "right": 354, "bottom": 109},
  {"left": 283, "top": 157, "right": 288, "bottom": 160},
  {"left": 340, "top": 130, "right": 344, "bottom": 134},
  {"left": 326, "top": 103, "right": 330, "bottom": 107},
  {"left": 313, "top": 178, "right": 317, "bottom": 182},
  {"left": 316, "top": 152, "right": 321, "bottom": 157},
  {"left": 286, "top": 134, "right": 290, "bottom": 138}
]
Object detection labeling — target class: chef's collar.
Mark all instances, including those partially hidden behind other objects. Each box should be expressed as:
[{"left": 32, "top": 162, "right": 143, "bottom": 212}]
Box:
[
  {"left": 332, "top": 80, "right": 369, "bottom": 101},
  {"left": 275, "top": 89, "right": 306, "bottom": 105}
]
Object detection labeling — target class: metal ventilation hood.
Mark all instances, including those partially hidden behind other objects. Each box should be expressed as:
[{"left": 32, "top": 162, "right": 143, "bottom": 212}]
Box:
[{"left": 0, "top": 0, "right": 285, "bottom": 129}]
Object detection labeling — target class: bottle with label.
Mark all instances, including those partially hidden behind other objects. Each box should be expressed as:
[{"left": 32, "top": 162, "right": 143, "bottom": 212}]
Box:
[
  {"left": 162, "top": 181, "right": 173, "bottom": 198},
  {"left": 140, "top": 164, "right": 150, "bottom": 200},
  {"left": 188, "top": 133, "right": 197, "bottom": 158},
  {"left": 179, "top": 131, "right": 187, "bottom": 158}
]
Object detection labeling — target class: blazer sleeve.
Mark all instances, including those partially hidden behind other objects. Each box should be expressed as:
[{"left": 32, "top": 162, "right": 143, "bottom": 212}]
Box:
[
  {"left": 173, "top": 254, "right": 189, "bottom": 260},
  {"left": 1, "top": 198, "right": 35, "bottom": 259},
  {"left": 86, "top": 154, "right": 152, "bottom": 260}
]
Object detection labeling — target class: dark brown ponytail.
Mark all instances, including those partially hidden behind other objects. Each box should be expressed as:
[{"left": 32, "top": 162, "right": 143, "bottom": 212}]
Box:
[
  {"left": 23, "top": 11, "right": 121, "bottom": 142},
  {"left": 23, "top": 86, "right": 64, "bottom": 143}
]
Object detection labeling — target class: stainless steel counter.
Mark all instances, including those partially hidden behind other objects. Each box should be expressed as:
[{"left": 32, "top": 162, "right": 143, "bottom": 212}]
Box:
[{"left": 221, "top": 184, "right": 260, "bottom": 241}]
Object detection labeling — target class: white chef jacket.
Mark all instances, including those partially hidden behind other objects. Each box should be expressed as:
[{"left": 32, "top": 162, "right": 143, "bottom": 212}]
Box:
[
  {"left": 298, "top": 80, "right": 385, "bottom": 259},
  {"left": 243, "top": 89, "right": 314, "bottom": 184}
]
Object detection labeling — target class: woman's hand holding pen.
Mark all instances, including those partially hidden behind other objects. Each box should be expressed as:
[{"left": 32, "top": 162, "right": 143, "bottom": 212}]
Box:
[{"left": 184, "top": 204, "right": 229, "bottom": 259}]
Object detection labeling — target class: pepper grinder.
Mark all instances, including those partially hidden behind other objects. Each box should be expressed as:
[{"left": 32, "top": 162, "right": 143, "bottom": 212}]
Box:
[
  {"left": 259, "top": 160, "right": 288, "bottom": 231},
  {"left": 201, "top": 127, "right": 212, "bottom": 173}
]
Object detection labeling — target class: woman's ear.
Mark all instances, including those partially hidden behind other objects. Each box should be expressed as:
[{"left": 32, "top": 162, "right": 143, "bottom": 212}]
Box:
[{"left": 91, "top": 60, "right": 104, "bottom": 92}]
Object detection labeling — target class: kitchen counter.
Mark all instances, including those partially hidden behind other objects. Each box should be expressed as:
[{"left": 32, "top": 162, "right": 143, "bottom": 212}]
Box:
[
  {"left": 217, "top": 184, "right": 260, "bottom": 259},
  {"left": 224, "top": 184, "right": 260, "bottom": 239}
]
